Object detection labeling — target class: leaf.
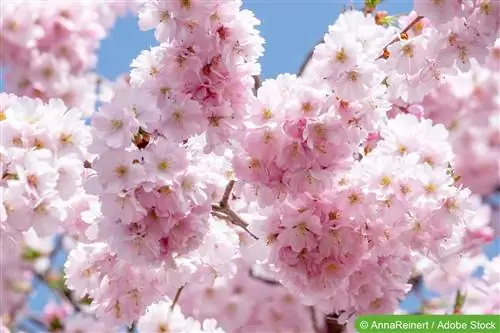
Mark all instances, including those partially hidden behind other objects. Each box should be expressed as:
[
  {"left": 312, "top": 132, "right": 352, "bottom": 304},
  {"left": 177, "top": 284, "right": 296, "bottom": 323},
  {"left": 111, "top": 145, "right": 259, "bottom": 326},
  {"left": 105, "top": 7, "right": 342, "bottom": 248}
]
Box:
[
  {"left": 21, "top": 247, "right": 42, "bottom": 261},
  {"left": 452, "top": 289, "right": 466, "bottom": 314}
]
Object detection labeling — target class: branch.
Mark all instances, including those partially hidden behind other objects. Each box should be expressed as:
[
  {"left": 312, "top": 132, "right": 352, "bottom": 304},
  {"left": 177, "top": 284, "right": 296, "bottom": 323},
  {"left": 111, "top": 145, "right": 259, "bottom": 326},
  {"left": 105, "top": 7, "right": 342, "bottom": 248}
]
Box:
[
  {"left": 26, "top": 316, "right": 47, "bottom": 331},
  {"left": 248, "top": 268, "right": 281, "bottom": 286},
  {"left": 127, "top": 321, "right": 137, "bottom": 333},
  {"left": 325, "top": 313, "right": 345, "bottom": 333},
  {"left": 252, "top": 75, "right": 262, "bottom": 95},
  {"left": 376, "top": 16, "right": 424, "bottom": 60},
  {"left": 297, "top": 38, "right": 323, "bottom": 76},
  {"left": 17, "top": 319, "right": 47, "bottom": 333},
  {"left": 219, "top": 180, "right": 235, "bottom": 208},
  {"left": 211, "top": 181, "right": 259, "bottom": 240},
  {"left": 452, "top": 289, "right": 466, "bottom": 314},
  {"left": 309, "top": 306, "right": 322, "bottom": 333},
  {"left": 170, "top": 285, "right": 185, "bottom": 311},
  {"left": 211, "top": 206, "right": 259, "bottom": 240},
  {"left": 34, "top": 272, "right": 83, "bottom": 313}
]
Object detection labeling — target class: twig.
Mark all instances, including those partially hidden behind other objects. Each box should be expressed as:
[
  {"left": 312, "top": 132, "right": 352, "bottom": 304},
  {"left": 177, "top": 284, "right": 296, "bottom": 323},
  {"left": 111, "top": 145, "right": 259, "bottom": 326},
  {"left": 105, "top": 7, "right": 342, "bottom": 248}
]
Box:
[
  {"left": 17, "top": 320, "right": 44, "bottom": 333},
  {"left": 452, "top": 289, "right": 466, "bottom": 314},
  {"left": 219, "top": 180, "right": 235, "bottom": 208},
  {"left": 170, "top": 285, "right": 185, "bottom": 311},
  {"left": 309, "top": 306, "right": 322, "bottom": 333},
  {"left": 252, "top": 75, "right": 262, "bottom": 95},
  {"left": 127, "top": 321, "right": 137, "bottom": 333},
  {"left": 376, "top": 16, "right": 424, "bottom": 60},
  {"left": 211, "top": 207, "right": 259, "bottom": 240},
  {"left": 408, "top": 274, "right": 423, "bottom": 292},
  {"left": 33, "top": 272, "right": 83, "bottom": 313},
  {"left": 26, "top": 316, "right": 47, "bottom": 331},
  {"left": 325, "top": 313, "right": 345, "bottom": 333},
  {"left": 211, "top": 181, "right": 259, "bottom": 240},
  {"left": 297, "top": 38, "right": 323, "bottom": 76},
  {"left": 248, "top": 268, "right": 281, "bottom": 286}
]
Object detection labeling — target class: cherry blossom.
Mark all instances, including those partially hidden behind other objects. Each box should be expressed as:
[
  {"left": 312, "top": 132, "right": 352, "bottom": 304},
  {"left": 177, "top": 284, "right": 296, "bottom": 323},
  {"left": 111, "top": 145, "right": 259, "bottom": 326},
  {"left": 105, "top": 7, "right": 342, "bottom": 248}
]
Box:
[{"left": 1, "top": 1, "right": 499, "bottom": 332}]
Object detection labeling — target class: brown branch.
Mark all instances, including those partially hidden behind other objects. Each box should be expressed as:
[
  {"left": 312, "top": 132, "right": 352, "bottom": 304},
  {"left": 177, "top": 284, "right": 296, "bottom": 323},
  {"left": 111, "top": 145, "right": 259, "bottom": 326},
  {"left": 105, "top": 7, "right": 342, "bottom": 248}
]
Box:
[
  {"left": 376, "top": 16, "right": 424, "bottom": 60},
  {"left": 248, "top": 268, "right": 281, "bottom": 286},
  {"left": 452, "top": 289, "right": 466, "bottom": 314},
  {"left": 252, "top": 75, "right": 262, "bottom": 95},
  {"left": 309, "top": 306, "right": 322, "bottom": 333},
  {"left": 21, "top": 316, "right": 48, "bottom": 332},
  {"left": 297, "top": 38, "right": 324, "bottom": 77},
  {"left": 37, "top": 274, "right": 82, "bottom": 312},
  {"left": 127, "top": 321, "right": 137, "bottom": 333},
  {"left": 34, "top": 272, "right": 83, "bottom": 313},
  {"left": 325, "top": 313, "right": 345, "bottom": 333},
  {"left": 211, "top": 206, "right": 259, "bottom": 240},
  {"left": 219, "top": 180, "right": 235, "bottom": 208},
  {"left": 170, "top": 285, "right": 185, "bottom": 311},
  {"left": 211, "top": 181, "right": 259, "bottom": 240}
]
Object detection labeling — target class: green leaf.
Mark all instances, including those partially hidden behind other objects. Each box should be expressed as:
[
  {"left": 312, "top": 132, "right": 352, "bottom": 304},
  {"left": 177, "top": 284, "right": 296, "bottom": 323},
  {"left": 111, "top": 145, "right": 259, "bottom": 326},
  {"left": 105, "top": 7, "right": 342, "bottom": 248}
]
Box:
[
  {"left": 49, "top": 317, "right": 64, "bottom": 332},
  {"left": 364, "top": 0, "right": 382, "bottom": 9},
  {"left": 452, "top": 289, "right": 466, "bottom": 314},
  {"left": 80, "top": 294, "right": 93, "bottom": 305},
  {"left": 21, "top": 247, "right": 42, "bottom": 261},
  {"left": 47, "top": 275, "right": 65, "bottom": 291},
  {"left": 379, "top": 15, "right": 397, "bottom": 27}
]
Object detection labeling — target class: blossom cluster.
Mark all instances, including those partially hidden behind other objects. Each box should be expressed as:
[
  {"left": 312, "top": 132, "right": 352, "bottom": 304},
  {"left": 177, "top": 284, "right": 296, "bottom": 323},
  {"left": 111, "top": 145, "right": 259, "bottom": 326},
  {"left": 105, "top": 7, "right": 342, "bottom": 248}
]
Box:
[
  {"left": 67, "top": 86, "right": 248, "bottom": 326},
  {"left": 64, "top": 242, "right": 172, "bottom": 325},
  {"left": 413, "top": 197, "right": 494, "bottom": 293},
  {"left": 63, "top": 210, "right": 242, "bottom": 327},
  {"left": 258, "top": 113, "right": 477, "bottom": 316},
  {"left": 1, "top": 0, "right": 499, "bottom": 332},
  {"left": 0, "top": 1, "right": 137, "bottom": 115},
  {"left": 418, "top": 48, "right": 500, "bottom": 195},
  {"left": 132, "top": 0, "right": 264, "bottom": 153},
  {"left": 138, "top": 300, "right": 226, "bottom": 333},
  {"left": 406, "top": 255, "right": 500, "bottom": 317},
  {"left": 234, "top": 72, "right": 388, "bottom": 205},
  {"left": 0, "top": 93, "right": 92, "bottom": 240},
  {"left": 179, "top": 259, "right": 316, "bottom": 333},
  {"left": 386, "top": 0, "right": 498, "bottom": 103},
  {"left": 64, "top": 0, "right": 266, "bottom": 324},
  {"left": 87, "top": 78, "right": 213, "bottom": 267},
  {"left": 305, "top": 10, "right": 396, "bottom": 101}
]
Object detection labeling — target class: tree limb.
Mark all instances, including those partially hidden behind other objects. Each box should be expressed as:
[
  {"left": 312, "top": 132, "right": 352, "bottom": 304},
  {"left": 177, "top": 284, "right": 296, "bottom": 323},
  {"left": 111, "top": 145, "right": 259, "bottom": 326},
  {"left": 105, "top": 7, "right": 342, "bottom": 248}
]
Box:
[
  {"left": 325, "top": 313, "right": 345, "bottom": 333},
  {"left": 248, "top": 268, "right": 281, "bottom": 286},
  {"left": 375, "top": 15, "right": 424, "bottom": 60},
  {"left": 252, "top": 75, "right": 262, "bottom": 95},
  {"left": 219, "top": 180, "right": 235, "bottom": 208},
  {"left": 34, "top": 272, "right": 83, "bottom": 313},
  {"left": 297, "top": 38, "right": 323, "bottom": 77},
  {"left": 309, "top": 306, "right": 322, "bottom": 333},
  {"left": 170, "top": 285, "right": 185, "bottom": 311},
  {"left": 211, "top": 181, "right": 259, "bottom": 240},
  {"left": 127, "top": 321, "right": 137, "bottom": 333}
]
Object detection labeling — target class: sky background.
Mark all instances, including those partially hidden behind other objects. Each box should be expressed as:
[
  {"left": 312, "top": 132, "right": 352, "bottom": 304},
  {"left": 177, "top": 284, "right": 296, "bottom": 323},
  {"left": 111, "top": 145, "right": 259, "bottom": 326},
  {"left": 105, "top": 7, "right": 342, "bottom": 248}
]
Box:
[{"left": 10, "top": 0, "right": 500, "bottom": 329}]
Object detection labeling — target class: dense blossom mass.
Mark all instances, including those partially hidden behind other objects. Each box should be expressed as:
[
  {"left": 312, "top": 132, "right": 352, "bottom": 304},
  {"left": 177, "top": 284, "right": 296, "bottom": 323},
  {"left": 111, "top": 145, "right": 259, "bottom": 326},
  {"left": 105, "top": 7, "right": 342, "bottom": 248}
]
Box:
[
  {"left": 0, "top": 1, "right": 139, "bottom": 115},
  {"left": 0, "top": 0, "right": 499, "bottom": 333},
  {"left": 0, "top": 94, "right": 93, "bottom": 239}
]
